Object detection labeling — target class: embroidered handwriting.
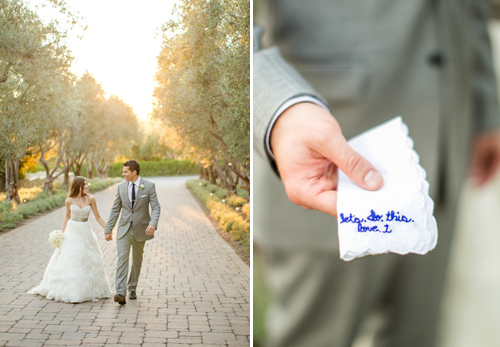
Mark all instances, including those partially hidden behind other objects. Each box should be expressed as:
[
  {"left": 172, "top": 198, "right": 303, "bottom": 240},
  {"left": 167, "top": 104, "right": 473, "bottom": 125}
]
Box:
[
  {"left": 367, "top": 209, "right": 383, "bottom": 221},
  {"left": 385, "top": 210, "right": 414, "bottom": 223},
  {"left": 357, "top": 223, "right": 392, "bottom": 233},
  {"left": 339, "top": 213, "right": 366, "bottom": 224},
  {"left": 339, "top": 209, "right": 413, "bottom": 233}
]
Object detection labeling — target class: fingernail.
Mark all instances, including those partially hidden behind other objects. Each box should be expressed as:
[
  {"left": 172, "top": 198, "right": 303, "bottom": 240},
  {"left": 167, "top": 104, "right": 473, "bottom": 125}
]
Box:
[{"left": 364, "top": 170, "right": 382, "bottom": 189}]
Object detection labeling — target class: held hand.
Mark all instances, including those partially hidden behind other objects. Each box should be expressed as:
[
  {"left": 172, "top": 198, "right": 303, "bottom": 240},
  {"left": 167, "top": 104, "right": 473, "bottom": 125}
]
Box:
[
  {"left": 145, "top": 225, "right": 156, "bottom": 236},
  {"left": 105, "top": 233, "right": 113, "bottom": 241},
  {"left": 270, "top": 103, "right": 383, "bottom": 217},
  {"left": 471, "top": 130, "right": 500, "bottom": 187}
]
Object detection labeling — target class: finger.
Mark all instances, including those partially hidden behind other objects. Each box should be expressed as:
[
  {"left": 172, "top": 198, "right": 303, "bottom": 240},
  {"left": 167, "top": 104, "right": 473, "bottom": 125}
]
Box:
[
  {"left": 300, "top": 189, "right": 338, "bottom": 216},
  {"left": 289, "top": 178, "right": 338, "bottom": 216},
  {"left": 317, "top": 133, "right": 383, "bottom": 191},
  {"left": 325, "top": 162, "right": 338, "bottom": 190}
]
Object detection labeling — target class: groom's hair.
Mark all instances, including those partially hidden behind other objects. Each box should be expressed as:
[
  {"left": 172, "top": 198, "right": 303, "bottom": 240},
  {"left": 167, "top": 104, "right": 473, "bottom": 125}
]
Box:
[{"left": 124, "top": 160, "right": 140, "bottom": 175}]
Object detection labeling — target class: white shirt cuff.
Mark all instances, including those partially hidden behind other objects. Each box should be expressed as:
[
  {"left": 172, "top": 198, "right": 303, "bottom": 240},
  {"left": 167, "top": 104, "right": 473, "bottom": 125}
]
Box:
[{"left": 265, "top": 96, "right": 330, "bottom": 160}]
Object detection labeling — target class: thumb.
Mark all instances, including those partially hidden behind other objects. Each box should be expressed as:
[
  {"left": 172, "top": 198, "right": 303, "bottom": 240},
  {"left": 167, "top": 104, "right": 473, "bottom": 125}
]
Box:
[{"left": 321, "top": 135, "right": 383, "bottom": 190}]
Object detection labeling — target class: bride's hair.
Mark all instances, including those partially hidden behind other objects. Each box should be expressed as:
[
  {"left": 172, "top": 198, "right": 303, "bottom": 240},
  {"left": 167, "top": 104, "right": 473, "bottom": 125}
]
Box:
[{"left": 69, "top": 176, "right": 89, "bottom": 199}]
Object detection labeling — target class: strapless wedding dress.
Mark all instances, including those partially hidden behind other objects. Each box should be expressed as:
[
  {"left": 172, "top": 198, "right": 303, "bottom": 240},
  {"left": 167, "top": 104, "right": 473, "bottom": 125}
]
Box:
[{"left": 28, "top": 205, "right": 111, "bottom": 303}]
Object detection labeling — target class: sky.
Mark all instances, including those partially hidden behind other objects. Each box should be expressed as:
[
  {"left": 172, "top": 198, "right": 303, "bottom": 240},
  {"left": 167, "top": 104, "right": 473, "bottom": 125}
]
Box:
[{"left": 26, "top": 0, "right": 180, "bottom": 121}]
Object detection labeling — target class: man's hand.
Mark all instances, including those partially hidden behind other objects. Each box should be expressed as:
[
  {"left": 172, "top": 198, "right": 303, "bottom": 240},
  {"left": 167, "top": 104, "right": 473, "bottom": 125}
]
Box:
[
  {"left": 270, "top": 103, "right": 383, "bottom": 217},
  {"left": 145, "top": 225, "right": 156, "bottom": 236},
  {"left": 105, "top": 233, "right": 113, "bottom": 241},
  {"left": 471, "top": 130, "right": 500, "bottom": 187}
]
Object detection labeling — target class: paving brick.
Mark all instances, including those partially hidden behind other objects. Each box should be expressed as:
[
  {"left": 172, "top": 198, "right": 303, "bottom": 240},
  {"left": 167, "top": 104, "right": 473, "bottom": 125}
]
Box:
[
  {"left": 0, "top": 333, "right": 25, "bottom": 341},
  {"left": 5, "top": 341, "right": 43, "bottom": 347},
  {"left": 23, "top": 333, "right": 49, "bottom": 341},
  {"left": 144, "top": 330, "right": 178, "bottom": 339},
  {"left": 43, "top": 325, "right": 78, "bottom": 333},
  {"left": 189, "top": 324, "right": 211, "bottom": 332},
  {"left": 144, "top": 324, "right": 166, "bottom": 331}
]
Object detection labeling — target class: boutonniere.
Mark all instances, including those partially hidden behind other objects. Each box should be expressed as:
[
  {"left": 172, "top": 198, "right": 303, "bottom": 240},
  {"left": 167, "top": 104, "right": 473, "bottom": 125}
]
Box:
[{"left": 139, "top": 184, "right": 145, "bottom": 190}]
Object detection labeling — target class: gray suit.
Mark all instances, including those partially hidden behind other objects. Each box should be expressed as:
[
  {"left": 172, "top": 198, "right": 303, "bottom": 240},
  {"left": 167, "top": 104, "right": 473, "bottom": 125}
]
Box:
[
  {"left": 105, "top": 178, "right": 160, "bottom": 295},
  {"left": 254, "top": 1, "right": 500, "bottom": 346}
]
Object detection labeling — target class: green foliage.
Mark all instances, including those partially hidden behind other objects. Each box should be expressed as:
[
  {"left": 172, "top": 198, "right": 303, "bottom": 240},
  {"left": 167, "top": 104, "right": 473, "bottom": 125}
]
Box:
[
  {"left": 186, "top": 178, "right": 249, "bottom": 253},
  {"left": 0, "top": 1, "right": 138, "bottom": 198},
  {"left": 153, "top": 0, "right": 249, "bottom": 184},
  {"left": 130, "top": 133, "right": 176, "bottom": 161},
  {"left": 108, "top": 160, "right": 198, "bottom": 178},
  {"left": 0, "top": 201, "right": 13, "bottom": 213},
  {"left": 0, "top": 210, "right": 21, "bottom": 229},
  {"left": 207, "top": 199, "right": 249, "bottom": 252},
  {"left": 237, "top": 188, "right": 248, "bottom": 199},
  {"left": 215, "top": 188, "right": 228, "bottom": 200},
  {"left": 0, "top": 0, "right": 74, "bottom": 163},
  {"left": 186, "top": 179, "right": 213, "bottom": 204},
  {"left": 206, "top": 184, "right": 219, "bottom": 193},
  {"left": 73, "top": 76, "right": 141, "bottom": 179},
  {"left": 87, "top": 177, "right": 122, "bottom": 191}
]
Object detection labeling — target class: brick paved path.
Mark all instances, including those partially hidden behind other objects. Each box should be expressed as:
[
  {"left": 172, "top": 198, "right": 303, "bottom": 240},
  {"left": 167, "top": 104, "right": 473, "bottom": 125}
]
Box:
[{"left": 0, "top": 176, "right": 250, "bottom": 346}]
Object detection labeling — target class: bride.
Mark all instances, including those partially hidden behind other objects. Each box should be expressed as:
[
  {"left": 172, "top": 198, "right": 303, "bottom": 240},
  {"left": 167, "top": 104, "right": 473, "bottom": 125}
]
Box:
[{"left": 28, "top": 176, "right": 111, "bottom": 303}]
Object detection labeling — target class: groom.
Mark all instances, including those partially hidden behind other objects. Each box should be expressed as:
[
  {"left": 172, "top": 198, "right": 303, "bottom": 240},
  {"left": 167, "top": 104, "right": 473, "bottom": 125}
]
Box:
[{"left": 105, "top": 160, "right": 161, "bottom": 305}]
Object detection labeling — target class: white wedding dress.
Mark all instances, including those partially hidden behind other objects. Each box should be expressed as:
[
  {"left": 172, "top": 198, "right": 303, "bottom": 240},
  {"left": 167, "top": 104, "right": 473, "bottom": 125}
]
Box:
[{"left": 28, "top": 205, "right": 111, "bottom": 303}]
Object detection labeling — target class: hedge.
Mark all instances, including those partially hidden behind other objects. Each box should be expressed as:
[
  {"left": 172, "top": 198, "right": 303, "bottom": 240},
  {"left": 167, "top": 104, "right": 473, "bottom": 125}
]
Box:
[
  {"left": 108, "top": 160, "right": 198, "bottom": 177},
  {"left": 0, "top": 177, "right": 121, "bottom": 231},
  {"left": 186, "top": 179, "right": 250, "bottom": 253},
  {"left": 226, "top": 195, "right": 247, "bottom": 208}
]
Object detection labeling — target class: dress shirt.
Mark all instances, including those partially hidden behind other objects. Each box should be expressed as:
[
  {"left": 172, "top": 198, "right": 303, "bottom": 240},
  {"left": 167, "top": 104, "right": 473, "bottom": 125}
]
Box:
[
  {"left": 265, "top": 96, "right": 330, "bottom": 160},
  {"left": 128, "top": 176, "right": 141, "bottom": 209}
]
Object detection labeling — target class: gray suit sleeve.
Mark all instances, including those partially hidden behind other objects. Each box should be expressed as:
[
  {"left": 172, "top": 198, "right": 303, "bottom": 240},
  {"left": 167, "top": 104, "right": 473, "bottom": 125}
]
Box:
[
  {"left": 149, "top": 183, "right": 160, "bottom": 229},
  {"left": 472, "top": 0, "right": 500, "bottom": 132},
  {"left": 253, "top": 26, "right": 329, "bottom": 164},
  {"left": 105, "top": 186, "right": 122, "bottom": 234}
]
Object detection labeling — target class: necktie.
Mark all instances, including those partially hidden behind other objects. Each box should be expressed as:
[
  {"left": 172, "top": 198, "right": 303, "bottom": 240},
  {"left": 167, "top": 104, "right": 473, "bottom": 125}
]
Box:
[{"left": 131, "top": 183, "right": 135, "bottom": 209}]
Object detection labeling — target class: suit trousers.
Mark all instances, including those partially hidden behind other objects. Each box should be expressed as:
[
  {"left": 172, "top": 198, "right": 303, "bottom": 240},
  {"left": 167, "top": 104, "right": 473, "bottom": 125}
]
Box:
[
  {"left": 116, "top": 224, "right": 146, "bottom": 295},
  {"left": 262, "top": 200, "right": 458, "bottom": 347}
]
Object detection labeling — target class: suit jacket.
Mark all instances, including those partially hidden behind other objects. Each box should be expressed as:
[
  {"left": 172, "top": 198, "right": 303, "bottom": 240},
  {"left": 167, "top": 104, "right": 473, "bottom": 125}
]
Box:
[
  {"left": 253, "top": 0, "right": 500, "bottom": 250},
  {"left": 105, "top": 179, "right": 161, "bottom": 242}
]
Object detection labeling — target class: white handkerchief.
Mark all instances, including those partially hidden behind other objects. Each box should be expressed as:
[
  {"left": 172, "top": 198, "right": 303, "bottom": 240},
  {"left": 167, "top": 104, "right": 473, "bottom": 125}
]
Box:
[{"left": 337, "top": 117, "right": 438, "bottom": 261}]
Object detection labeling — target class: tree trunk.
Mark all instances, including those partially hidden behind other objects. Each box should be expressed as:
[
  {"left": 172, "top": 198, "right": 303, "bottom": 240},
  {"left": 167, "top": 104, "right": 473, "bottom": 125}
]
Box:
[
  {"left": 63, "top": 165, "right": 71, "bottom": 189},
  {"left": 63, "top": 156, "right": 71, "bottom": 189},
  {"left": 212, "top": 160, "right": 229, "bottom": 189},
  {"left": 209, "top": 165, "right": 217, "bottom": 184},
  {"left": 4, "top": 160, "right": 8, "bottom": 195},
  {"left": 73, "top": 161, "right": 83, "bottom": 176},
  {"left": 229, "top": 164, "right": 250, "bottom": 198},
  {"left": 38, "top": 138, "right": 65, "bottom": 196},
  {"left": 5, "top": 157, "right": 21, "bottom": 204},
  {"left": 96, "top": 157, "right": 112, "bottom": 178},
  {"left": 87, "top": 160, "right": 94, "bottom": 179},
  {"left": 43, "top": 178, "right": 54, "bottom": 194},
  {"left": 72, "top": 152, "right": 85, "bottom": 177},
  {"left": 225, "top": 163, "right": 237, "bottom": 195}
]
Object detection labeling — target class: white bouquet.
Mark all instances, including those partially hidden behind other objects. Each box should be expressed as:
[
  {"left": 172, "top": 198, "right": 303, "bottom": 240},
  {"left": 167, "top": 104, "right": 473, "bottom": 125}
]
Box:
[{"left": 49, "top": 230, "right": 64, "bottom": 247}]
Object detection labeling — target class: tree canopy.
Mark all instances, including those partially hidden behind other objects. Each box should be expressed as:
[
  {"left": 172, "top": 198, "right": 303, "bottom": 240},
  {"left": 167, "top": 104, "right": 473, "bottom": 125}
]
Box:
[
  {"left": 0, "top": 0, "right": 140, "bottom": 200},
  {"left": 153, "top": 0, "right": 250, "bottom": 193}
]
